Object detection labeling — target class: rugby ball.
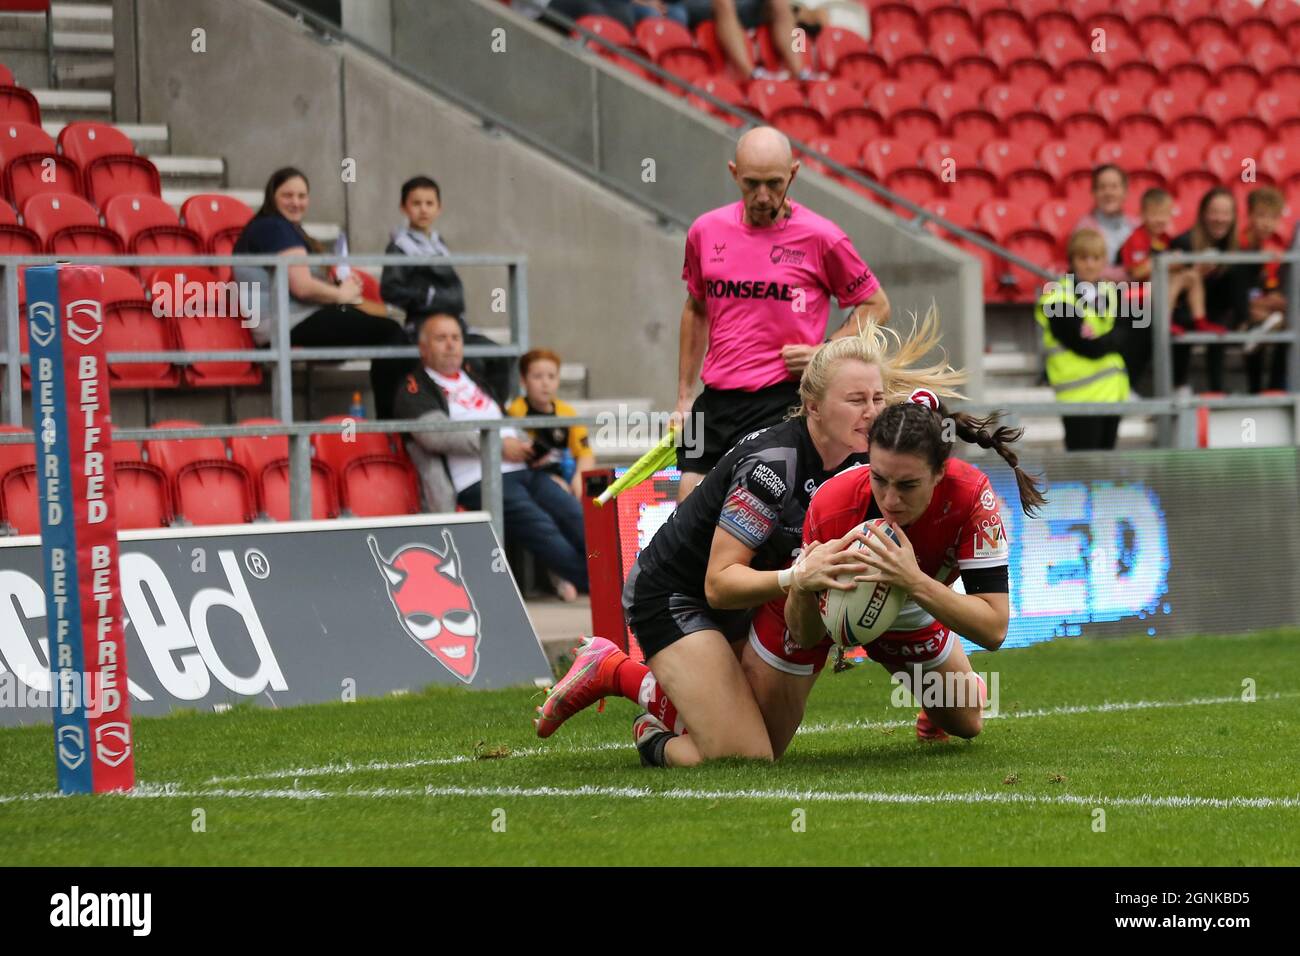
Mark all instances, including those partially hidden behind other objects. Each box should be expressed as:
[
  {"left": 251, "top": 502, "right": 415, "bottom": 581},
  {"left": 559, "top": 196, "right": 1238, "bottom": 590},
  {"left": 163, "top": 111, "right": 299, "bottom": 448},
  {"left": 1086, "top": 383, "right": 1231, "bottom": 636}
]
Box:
[{"left": 817, "top": 520, "right": 908, "bottom": 647}]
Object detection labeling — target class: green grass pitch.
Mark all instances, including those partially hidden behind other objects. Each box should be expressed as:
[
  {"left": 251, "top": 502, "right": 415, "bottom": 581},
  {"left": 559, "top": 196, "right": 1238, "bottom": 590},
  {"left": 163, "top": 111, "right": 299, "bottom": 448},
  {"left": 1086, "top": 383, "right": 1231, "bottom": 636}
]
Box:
[{"left": 2, "top": 629, "right": 1298, "bottom": 866}]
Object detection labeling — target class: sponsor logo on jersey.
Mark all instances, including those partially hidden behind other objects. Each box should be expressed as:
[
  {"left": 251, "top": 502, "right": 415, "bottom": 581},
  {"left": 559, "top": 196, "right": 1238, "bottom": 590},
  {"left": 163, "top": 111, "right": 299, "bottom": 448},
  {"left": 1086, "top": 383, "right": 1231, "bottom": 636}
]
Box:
[
  {"left": 973, "top": 515, "right": 1006, "bottom": 558},
  {"left": 844, "top": 270, "right": 874, "bottom": 297},
  {"left": 769, "top": 244, "right": 806, "bottom": 265},
  {"left": 746, "top": 463, "right": 788, "bottom": 505},
  {"left": 980, "top": 487, "right": 996, "bottom": 511},
  {"left": 704, "top": 278, "right": 796, "bottom": 301},
  {"left": 720, "top": 488, "right": 778, "bottom": 546}
]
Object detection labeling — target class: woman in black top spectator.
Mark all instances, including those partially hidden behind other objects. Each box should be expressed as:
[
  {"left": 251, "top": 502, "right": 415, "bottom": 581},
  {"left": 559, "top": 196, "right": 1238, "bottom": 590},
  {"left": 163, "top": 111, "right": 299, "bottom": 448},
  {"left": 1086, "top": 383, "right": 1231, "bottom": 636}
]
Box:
[
  {"left": 1170, "top": 187, "right": 1250, "bottom": 393},
  {"left": 233, "top": 167, "right": 410, "bottom": 418}
]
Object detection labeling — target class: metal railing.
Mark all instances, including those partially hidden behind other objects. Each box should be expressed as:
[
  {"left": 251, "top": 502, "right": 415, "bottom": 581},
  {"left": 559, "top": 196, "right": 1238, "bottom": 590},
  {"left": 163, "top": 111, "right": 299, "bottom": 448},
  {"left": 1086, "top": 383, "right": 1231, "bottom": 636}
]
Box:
[
  {"left": 0, "top": 414, "right": 601, "bottom": 544},
  {"left": 0, "top": 252, "right": 529, "bottom": 427}
]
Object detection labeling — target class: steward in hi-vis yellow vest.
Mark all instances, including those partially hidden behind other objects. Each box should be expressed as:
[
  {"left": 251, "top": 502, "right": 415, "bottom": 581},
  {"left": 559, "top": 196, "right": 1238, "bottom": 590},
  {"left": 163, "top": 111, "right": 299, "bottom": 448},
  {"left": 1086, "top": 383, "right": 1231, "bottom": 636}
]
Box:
[{"left": 1033, "top": 276, "right": 1130, "bottom": 403}]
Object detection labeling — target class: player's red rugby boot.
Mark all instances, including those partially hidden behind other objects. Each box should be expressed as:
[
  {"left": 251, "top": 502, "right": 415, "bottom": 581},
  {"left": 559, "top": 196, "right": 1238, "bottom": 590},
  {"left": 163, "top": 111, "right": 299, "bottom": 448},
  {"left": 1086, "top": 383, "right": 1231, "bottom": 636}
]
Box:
[
  {"left": 535, "top": 635, "right": 626, "bottom": 739},
  {"left": 915, "top": 709, "right": 949, "bottom": 742}
]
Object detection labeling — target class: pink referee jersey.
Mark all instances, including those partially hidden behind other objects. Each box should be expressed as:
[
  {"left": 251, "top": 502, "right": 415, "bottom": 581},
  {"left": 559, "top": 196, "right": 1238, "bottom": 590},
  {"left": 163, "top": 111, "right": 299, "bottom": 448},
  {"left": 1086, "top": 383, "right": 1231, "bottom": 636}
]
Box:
[{"left": 682, "top": 200, "right": 881, "bottom": 392}]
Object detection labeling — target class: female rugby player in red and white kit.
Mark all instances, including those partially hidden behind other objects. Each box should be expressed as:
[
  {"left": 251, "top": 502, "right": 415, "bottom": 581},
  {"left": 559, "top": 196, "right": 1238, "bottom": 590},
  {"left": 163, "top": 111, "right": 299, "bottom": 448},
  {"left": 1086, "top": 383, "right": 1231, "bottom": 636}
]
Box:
[
  {"left": 777, "top": 390, "right": 1047, "bottom": 740},
  {"left": 534, "top": 312, "right": 966, "bottom": 766}
]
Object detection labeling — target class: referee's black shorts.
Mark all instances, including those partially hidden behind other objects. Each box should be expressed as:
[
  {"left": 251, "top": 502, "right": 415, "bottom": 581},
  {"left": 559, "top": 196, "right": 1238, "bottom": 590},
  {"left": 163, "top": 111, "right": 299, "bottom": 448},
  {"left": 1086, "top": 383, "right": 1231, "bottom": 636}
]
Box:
[{"left": 676, "top": 379, "right": 801, "bottom": 475}]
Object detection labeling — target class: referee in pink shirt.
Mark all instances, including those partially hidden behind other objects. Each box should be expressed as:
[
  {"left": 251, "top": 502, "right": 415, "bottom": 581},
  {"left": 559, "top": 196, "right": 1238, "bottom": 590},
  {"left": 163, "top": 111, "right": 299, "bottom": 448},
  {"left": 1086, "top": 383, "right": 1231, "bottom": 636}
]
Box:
[{"left": 674, "top": 126, "right": 890, "bottom": 500}]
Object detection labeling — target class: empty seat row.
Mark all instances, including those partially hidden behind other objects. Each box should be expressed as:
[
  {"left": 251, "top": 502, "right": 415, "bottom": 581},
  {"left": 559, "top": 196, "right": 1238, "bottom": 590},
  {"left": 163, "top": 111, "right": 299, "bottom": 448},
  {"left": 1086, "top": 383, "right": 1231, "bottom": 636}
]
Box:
[{"left": 0, "top": 418, "right": 422, "bottom": 533}]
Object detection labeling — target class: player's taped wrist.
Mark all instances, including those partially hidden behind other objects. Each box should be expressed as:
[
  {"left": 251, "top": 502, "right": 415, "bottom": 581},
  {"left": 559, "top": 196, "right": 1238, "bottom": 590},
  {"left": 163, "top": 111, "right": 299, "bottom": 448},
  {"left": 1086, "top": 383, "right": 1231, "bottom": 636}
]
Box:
[{"left": 779, "top": 555, "right": 809, "bottom": 594}]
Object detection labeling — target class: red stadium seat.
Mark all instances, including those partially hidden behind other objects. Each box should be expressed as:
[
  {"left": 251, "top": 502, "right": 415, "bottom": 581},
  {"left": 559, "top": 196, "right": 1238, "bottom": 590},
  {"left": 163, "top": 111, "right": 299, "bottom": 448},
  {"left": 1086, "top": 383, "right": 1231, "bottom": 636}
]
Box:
[
  {"left": 1037, "top": 84, "right": 1091, "bottom": 125},
  {"left": 976, "top": 198, "right": 1036, "bottom": 245},
  {"left": 747, "top": 80, "right": 824, "bottom": 142},
  {"left": 0, "top": 200, "right": 14, "bottom": 225},
  {"left": 798, "top": 136, "right": 859, "bottom": 178},
  {"left": 146, "top": 265, "right": 262, "bottom": 388},
  {"left": 1059, "top": 59, "right": 1108, "bottom": 99},
  {"left": 885, "top": 168, "right": 944, "bottom": 207},
  {"left": 230, "top": 420, "right": 338, "bottom": 521},
  {"left": 1240, "top": 16, "right": 1283, "bottom": 48},
  {"left": 1004, "top": 59, "right": 1053, "bottom": 98},
  {"left": 1167, "top": 0, "right": 1213, "bottom": 26},
  {"left": 1030, "top": 10, "right": 1079, "bottom": 42},
  {"left": 807, "top": 81, "right": 881, "bottom": 148},
  {"left": 635, "top": 18, "right": 710, "bottom": 84},
  {"left": 1185, "top": 16, "right": 1231, "bottom": 48},
  {"left": 926, "top": 196, "right": 979, "bottom": 236},
  {"left": 1255, "top": 89, "right": 1300, "bottom": 127},
  {"left": 1145, "top": 36, "right": 1194, "bottom": 73},
  {"left": 949, "top": 54, "right": 999, "bottom": 93},
  {"left": 311, "top": 417, "right": 400, "bottom": 503},
  {"left": 686, "top": 74, "right": 747, "bottom": 126},
  {"left": 947, "top": 108, "right": 1000, "bottom": 151},
  {"left": 4, "top": 152, "right": 80, "bottom": 207},
  {"left": 952, "top": 232, "right": 1005, "bottom": 299},
  {"left": 889, "top": 106, "right": 942, "bottom": 143},
  {"left": 104, "top": 192, "right": 203, "bottom": 257},
  {"left": 1004, "top": 229, "right": 1061, "bottom": 301},
  {"left": 174, "top": 461, "right": 254, "bottom": 526},
  {"left": 1112, "top": 61, "right": 1161, "bottom": 98},
  {"left": 929, "top": 31, "right": 981, "bottom": 72},
  {"left": 1151, "top": 142, "right": 1207, "bottom": 184},
  {"left": 180, "top": 193, "right": 254, "bottom": 282},
  {"left": 920, "top": 81, "right": 977, "bottom": 126},
  {"left": 1112, "top": 114, "right": 1165, "bottom": 155},
  {"left": 1134, "top": 13, "right": 1180, "bottom": 45},
  {"left": 145, "top": 420, "right": 227, "bottom": 478},
  {"left": 1147, "top": 86, "right": 1200, "bottom": 126},
  {"left": 982, "top": 83, "right": 1034, "bottom": 124},
  {"left": 21, "top": 192, "right": 104, "bottom": 250},
  {"left": 1247, "top": 38, "right": 1294, "bottom": 74},
  {"left": 114, "top": 461, "right": 173, "bottom": 530},
  {"left": 1266, "top": 64, "right": 1300, "bottom": 99},
  {"left": 1038, "top": 196, "right": 1092, "bottom": 248},
  {"left": 0, "top": 121, "right": 52, "bottom": 166},
  {"left": 1003, "top": 110, "right": 1054, "bottom": 151},
  {"left": 920, "top": 139, "right": 978, "bottom": 179},
  {"left": 0, "top": 64, "right": 12, "bottom": 86},
  {"left": 977, "top": 8, "right": 1028, "bottom": 42},
  {"left": 860, "top": 138, "right": 920, "bottom": 182},
  {"left": 865, "top": 80, "right": 923, "bottom": 121},
  {"left": 0, "top": 421, "right": 34, "bottom": 478},
  {"left": 814, "top": 29, "right": 885, "bottom": 86},
  {"left": 924, "top": 4, "right": 974, "bottom": 37},
  {"left": 1262, "top": 144, "right": 1300, "bottom": 183},
  {"left": 0, "top": 464, "right": 38, "bottom": 535},
  {"left": 1168, "top": 115, "right": 1217, "bottom": 155},
  {"left": 1039, "top": 32, "right": 1090, "bottom": 71},
  {"left": 984, "top": 32, "right": 1036, "bottom": 72},
  {"left": 0, "top": 222, "right": 39, "bottom": 253},
  {"left": 112, "top": 438, "right": 144, "bottom": 464},
  {"left": 1197, "top": 38, "right": 1245, "bottom": 75},
  {"left": 56, "top": 121, "right": 135, "bottom": 168},
  {"left": 870, "top": 2, "right": 920, "bottom": 35},
  {"left": 1202, "top": 88, "right": 1255, "bottom": 127},
  {"left": 1116, "top": 0, "right": 1164, "bottom": 23},
  {"left": 99, "top": 265, "right": 146, "bottom": 304},
  {"left": 105, "top": 299, "right": 180, "bottom": 389},
  {"left": 872, "top": 28, "right": 925, "bottom": 68},
  {"left": 573, "top": 14, "right": 632, "bottom": 49},
  {"left": 689, "top": 21, "right": 725, "bottom": 73},
  {"left": 82, "top": 154, "right": 161, "bottom": 206},
  {"left": 0, "top": 86, "right": 39, "bottom": 124},
  {"left": 1038, "top": 140, "right": 1093, "bottom": 199},
  {"left": 1092, "top": 141, "right": 1145, "bottom": 172},
  {"left": 339, "top": 455, "right": 421, "bottom": 518}
]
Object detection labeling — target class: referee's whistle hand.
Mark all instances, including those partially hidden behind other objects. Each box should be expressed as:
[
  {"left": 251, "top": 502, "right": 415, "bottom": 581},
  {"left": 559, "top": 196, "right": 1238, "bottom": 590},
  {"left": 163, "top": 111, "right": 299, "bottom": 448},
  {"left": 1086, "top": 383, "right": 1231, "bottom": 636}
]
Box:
[{"left": 781, "top": 343, "right": 818, "bottom": 374}]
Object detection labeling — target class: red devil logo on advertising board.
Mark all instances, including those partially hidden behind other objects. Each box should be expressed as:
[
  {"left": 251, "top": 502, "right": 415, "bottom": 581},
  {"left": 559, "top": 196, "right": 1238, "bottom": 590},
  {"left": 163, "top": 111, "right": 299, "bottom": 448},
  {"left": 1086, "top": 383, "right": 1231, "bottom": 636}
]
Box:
[{"left": 368, "top": 531, "right": 481, "bottom": 683}]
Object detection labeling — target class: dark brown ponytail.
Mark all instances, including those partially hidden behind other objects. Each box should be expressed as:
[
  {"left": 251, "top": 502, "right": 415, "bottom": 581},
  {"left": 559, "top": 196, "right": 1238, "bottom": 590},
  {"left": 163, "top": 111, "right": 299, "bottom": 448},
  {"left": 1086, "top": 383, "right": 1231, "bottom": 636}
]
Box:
[{"left": 869, "top": 402, "right": 1047, "bottom": 517}]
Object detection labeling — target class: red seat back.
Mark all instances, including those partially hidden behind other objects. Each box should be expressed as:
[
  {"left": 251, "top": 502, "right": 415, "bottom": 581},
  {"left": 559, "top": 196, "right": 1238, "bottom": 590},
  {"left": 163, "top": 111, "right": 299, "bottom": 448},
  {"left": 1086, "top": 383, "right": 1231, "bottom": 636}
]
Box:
[
  {"left": 114, "top": 462, "right": 172, "bottom": 529},
  {"left": 1, "top": 464, "right": 38, "bottom": 535},
  {"left": 57, "top": 122, "right": 135, "bottom": 168},
  {"left": 144, "top": 420, "right": 225, "bottom": 478},
  {"left": 83, "top": 154, "right": 161, "bottom": 206},
  {"left": 340, "top": 456, "right": 421, "bottom": 517},
  {"left": 174, "top": 461, "right": 254, "bottom": 526}
]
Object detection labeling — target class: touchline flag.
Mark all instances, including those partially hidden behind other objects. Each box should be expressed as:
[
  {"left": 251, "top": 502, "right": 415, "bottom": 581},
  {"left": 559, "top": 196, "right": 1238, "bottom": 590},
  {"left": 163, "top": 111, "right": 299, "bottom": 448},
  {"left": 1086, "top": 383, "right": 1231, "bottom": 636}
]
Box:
[{"left": 28, "top": 264, "right": 134, "bottom": 794}]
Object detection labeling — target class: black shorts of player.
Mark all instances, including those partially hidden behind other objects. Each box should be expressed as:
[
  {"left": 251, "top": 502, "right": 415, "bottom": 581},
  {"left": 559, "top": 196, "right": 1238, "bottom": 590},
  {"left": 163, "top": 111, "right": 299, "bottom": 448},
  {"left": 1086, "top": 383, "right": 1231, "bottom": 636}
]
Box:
[
  {"left": 622, "top": 561, "right": 754, "bottom": 660},
  {"left": 677, "top": 379, "right": 801, "bottom": 476}
]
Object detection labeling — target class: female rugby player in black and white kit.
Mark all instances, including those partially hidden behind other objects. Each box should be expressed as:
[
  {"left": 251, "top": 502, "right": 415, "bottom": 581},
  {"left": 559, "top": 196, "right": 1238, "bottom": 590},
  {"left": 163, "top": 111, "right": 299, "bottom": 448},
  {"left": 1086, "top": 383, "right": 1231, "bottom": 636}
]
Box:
[{"left": 535, "top": 310, "right": 964, "bottom": 766}]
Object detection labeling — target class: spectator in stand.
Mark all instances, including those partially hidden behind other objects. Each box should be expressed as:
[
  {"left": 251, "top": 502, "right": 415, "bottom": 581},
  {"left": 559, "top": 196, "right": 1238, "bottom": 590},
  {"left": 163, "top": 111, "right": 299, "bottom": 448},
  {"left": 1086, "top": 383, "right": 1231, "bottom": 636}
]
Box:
[
  {"left": 1073, "top": 165, "right": 1138, "bottom": 282},
  {"left": 1034, "top": 229, "right": 1130, "bottom": 451},
  {"left": 380, "top": 175, "right": 512, "bottom": 403},
  {"left": 1170, "top": 186, "right": 1248, "bottom": 394},
  {"left": 1116, "top": 187, "right": 1208, "bottom": 388},
  {"left": 395, "top": 314, "right": 589, "bottom": 596},
  {"left": 1237, "top": 186, "right": 1289, "bottom": 393},
  {"left": 233, "top": 167, "right": 410, "bottom": 418},
  {"left": 506, "top": 348, "right": 596, "bottom": 501},
  {"left": 687, "top": 0, "right": 819, "bottom": 81},
  {"left": 511, "top": 0, "right": 635, "bottom": 29}
]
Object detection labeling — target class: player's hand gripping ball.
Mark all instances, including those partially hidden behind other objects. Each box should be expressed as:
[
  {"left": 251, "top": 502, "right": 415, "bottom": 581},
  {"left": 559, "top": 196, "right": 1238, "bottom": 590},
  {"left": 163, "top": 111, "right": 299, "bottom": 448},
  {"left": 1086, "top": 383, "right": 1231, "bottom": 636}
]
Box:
[{"left": 818, "top": 519, "right": 908, "bottom": 647}]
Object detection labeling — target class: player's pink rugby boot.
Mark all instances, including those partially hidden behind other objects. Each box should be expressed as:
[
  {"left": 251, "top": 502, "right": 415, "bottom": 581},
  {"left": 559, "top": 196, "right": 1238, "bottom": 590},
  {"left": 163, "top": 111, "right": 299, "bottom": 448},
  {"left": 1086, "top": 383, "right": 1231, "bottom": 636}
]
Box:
[
  {"left": 915, "top": 673, "right": 987, "bottom": 742},
  {"left": 534, "top": 635, "right": 625, "bottom": 739}
]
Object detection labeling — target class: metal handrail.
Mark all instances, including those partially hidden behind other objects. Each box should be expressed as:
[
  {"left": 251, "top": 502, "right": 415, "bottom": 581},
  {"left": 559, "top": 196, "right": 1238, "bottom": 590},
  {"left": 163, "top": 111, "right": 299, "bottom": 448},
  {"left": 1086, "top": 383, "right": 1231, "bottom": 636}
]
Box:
[{"left": 0, "top": 252, "right": 529, "bottom": 425}]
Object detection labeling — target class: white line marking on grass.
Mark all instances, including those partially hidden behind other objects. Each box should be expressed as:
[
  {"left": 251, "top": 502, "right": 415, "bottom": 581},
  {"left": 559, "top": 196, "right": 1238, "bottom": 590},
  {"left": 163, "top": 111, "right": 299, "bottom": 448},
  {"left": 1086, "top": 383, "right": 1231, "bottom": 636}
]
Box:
[
  {"left": 206, "top": 691, "right": 1299, "bottom": 786},
  {"left": 10, "top": 782, "right": 1298, "bottom": 811}
]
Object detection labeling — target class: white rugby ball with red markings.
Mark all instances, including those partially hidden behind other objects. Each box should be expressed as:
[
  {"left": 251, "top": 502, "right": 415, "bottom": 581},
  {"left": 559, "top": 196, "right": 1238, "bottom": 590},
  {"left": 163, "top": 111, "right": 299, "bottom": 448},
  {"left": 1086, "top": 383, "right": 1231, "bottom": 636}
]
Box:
[{"left": 817, "top": 519, "right": 908, "bottom": 647}]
